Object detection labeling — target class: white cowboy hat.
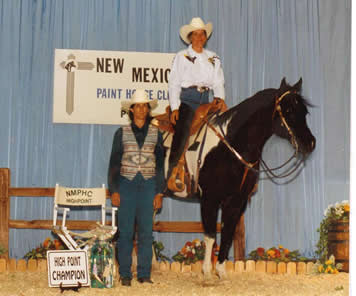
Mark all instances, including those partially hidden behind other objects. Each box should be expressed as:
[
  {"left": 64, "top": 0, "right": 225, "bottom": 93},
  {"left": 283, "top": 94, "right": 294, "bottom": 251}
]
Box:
[
  {"left": 179, "top": 17, "right": 213, "bottom": 44},
  {"left": 121, "top": 89, "right": 158, "bottom": 112}
]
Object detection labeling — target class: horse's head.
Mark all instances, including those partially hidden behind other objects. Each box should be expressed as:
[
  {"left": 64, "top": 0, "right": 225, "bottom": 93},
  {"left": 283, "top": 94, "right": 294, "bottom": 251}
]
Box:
[{"left": 272, "top": 78, "right": 316, "bottom": 156}]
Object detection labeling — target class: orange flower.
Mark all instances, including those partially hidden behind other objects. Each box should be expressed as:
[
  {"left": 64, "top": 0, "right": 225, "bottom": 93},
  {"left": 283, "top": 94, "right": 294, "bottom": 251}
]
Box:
[
  {"left": 344, "top": 204, "right": 350, "bottom": 212},
  {"left": 283, "top": 248, "right": 290, "bottom": 255},
  {"left": 54, "top": 239, "right": 62, "bottom": 250},
  {"left": 43, "top": 238, "right": 51, "bottom": 248}
]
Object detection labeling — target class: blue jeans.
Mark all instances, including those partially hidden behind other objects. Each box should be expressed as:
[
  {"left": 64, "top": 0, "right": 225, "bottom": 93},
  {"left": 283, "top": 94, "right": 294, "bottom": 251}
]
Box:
[
  {"left": 168, "top": 88, "right": 210, "bottom": 171},
  {"left": 117, "top": 173, "right": 155, "bottom": 279},
  {"left": 180, "top": 87, "right": 209, "bottom": 111}
]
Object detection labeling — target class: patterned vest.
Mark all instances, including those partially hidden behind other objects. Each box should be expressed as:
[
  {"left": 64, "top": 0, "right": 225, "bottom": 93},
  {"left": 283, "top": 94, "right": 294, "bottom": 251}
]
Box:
[{"left": 120, "top": 124, "right": 158, "bottom": 180}]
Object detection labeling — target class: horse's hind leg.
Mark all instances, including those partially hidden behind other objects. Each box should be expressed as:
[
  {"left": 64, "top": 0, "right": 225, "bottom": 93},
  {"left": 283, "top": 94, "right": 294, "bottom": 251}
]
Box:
[{"left": 201, "top": 195, "right": 219, "bottom": 278}]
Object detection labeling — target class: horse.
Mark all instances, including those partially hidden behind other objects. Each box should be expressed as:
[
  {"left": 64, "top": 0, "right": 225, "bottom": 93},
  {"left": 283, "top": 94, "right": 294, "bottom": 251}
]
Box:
[{"left": 162, "top": 77, "right": 316, "bottom": 279}]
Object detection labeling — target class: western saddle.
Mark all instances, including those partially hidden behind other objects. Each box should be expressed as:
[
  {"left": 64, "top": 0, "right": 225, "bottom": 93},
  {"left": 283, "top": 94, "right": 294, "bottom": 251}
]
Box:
[{"left": 152, "top": 100, "right": 228, "bottom": 193}]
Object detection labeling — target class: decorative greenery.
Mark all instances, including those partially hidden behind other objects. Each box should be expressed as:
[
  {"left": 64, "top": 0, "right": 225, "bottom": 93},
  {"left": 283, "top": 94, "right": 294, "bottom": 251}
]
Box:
[
  {"left": 313, "top": 255, "right": 342, "bottom": 274},
  {"left": 0, "top": 244, "right": 7, "bottom": 256},
  {"left": 24, "top": 237, "right": 66, "bottom": 260},
  {"left": 172, "top": 239, "right": 216, "bottom": 265},
  {"left": 248, "top": 245, "right": 307, "bottom": 262},
  {"left": 315, "top": 200, "right": 350, "bottom": 263},
  {"left": 153, "top": 241, "right": 170, "bottom": 262}
]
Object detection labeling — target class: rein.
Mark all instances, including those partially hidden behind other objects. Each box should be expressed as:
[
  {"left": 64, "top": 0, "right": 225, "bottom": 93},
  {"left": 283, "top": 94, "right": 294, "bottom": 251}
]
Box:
[{"left": 205, "top": 90, "right": 301, "bottom": 179}]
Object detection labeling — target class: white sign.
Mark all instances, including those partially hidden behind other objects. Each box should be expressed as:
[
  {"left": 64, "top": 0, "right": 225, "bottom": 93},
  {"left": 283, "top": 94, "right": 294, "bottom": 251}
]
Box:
[
  {"left": 47, "top": 250, "right": 90, "bottom": 287},
  {"left": 53, "top": 49, "right": 175, "bottom": 125},
  {"left": 55, "top": 186, "right": 106, "bottom": 206}
]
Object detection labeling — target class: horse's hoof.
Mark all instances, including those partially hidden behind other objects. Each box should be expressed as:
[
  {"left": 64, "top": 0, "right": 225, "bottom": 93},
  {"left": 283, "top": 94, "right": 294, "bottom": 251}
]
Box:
[
  {"left": 215, "top": 262, "right": 227, "bottom": 280},
  {"left": 203, "top": 272, "right": 212, "bottom": 281}
]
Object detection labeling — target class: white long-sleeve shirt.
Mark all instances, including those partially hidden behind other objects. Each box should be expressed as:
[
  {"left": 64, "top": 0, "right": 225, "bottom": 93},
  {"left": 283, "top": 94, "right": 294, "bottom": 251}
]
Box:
[{"left": 168, "top": 44, "right": 225, "bottom": 111}]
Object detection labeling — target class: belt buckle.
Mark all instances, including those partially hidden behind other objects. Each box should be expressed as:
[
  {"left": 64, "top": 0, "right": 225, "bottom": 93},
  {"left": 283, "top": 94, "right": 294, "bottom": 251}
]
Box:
[{"left": 197, "top": 86, "right": 207, "bottom": 93}]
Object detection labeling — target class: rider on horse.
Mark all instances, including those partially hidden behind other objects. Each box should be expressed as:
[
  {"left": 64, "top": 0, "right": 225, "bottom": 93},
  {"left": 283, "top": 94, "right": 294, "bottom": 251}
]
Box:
[{"left": 167, "top": 17, "right": 227, "bottom": 192}]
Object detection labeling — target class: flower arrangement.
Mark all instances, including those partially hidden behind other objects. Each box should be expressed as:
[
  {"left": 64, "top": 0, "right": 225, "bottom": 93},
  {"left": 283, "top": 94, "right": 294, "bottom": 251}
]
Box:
[
  {"left": 172, "top": 239, "right": 208, "bottom": 265},
  {"left": 316, "top": 200, "right": 350, "bottom": 262},
  {"left": 24, "top": 237, "right": 65, "bottom": 260},
  {"left": 313, "top": 255, "right": 342, "bottom": 274},
  {"left": 153, "top": 241, "right": 170, "bottom": 262},
  {"left": 248, "top": 245, "right": 307, "bottom": 262}
]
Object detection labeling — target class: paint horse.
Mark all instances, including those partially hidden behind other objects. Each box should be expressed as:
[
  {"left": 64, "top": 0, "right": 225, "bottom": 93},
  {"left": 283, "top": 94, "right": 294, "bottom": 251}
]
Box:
[{"left": 163, "top": 78, "right": 316, "bottom": 279}]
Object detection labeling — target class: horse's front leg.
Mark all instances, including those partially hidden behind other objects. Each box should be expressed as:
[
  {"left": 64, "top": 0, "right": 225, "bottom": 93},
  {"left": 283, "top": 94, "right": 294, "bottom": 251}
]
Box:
[
  {"left": 200, "top": 194, "right": 219, "bottom": 279},
  {"left": 202, "top": 235, "right": 215, "bottom": 277},
  {"left": 217, "top": 196, "right": 248, "bottom": 279}
]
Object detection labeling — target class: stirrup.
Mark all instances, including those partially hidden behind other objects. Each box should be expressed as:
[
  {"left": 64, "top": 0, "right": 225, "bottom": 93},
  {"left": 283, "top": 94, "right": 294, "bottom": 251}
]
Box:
[{"left": 167, "top": 166, "right": 185, "bottom": 192}]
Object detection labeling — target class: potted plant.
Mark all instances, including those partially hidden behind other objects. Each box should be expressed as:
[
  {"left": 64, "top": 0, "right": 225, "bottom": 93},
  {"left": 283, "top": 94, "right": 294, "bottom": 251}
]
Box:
[{"left": 316, "top": 200, "right": 349, "bottom": 272}]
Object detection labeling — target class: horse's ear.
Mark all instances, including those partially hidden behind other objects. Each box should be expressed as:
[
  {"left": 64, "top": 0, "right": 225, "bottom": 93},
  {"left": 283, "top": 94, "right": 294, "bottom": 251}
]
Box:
[
  {"left": 293, "top": 78, "right": 303, "bottom": 92},
  {"left": 280, "top": 77, "right": 287, "bottom": 89}
]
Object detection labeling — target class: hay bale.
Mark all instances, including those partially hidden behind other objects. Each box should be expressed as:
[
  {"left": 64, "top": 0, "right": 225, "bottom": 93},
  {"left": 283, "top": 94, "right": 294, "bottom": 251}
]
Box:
[
  {"left": 266, "top": 261, "right": 277, "bottom": 274},
  {"left": 277, "top": 262, "right": 286, "bottom": 274},
  {"left": 256, "top": 261, "right": 266, "bottom": 273},
  {"left": 287, "top": 262, "right": 296, "bottom": 275},
  {"left": 245, "top": 260, "right": 255, "bottom": 272},
  {"left": 235, "top": 260, "right": 245, "bottom": 273}
]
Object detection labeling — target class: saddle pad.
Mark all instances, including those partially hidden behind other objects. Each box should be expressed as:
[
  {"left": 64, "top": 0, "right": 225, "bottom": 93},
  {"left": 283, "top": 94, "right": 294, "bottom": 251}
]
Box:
[{"left": 162, "top": 124, "right": 207, "bottom": 150}]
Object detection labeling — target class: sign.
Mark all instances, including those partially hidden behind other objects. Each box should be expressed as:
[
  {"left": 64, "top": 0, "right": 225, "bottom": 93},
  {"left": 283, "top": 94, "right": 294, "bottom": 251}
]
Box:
[
  {"left": 55, "top": 186, "right": 106, "bottom": 206},
  {"left": 53, "top": 49, "right": 175, "bottom": 125},
  {"left": 47, "top": 250, "right": 90, "bottom": 287}
]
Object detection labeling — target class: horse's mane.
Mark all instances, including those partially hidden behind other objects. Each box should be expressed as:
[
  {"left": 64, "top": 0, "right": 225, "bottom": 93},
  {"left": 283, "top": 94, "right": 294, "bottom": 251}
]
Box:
[
  {"left": 212, "top": 88, "right": 313, "bottom": 142},
  {"left": 212, "top": 88, "right": 277, "bottom": 130}
]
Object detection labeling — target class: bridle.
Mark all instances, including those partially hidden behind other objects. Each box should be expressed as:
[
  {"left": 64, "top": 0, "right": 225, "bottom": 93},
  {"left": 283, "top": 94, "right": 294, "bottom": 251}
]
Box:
[{"left": 204, "top": 90, "right": 303, "bottom": 181}]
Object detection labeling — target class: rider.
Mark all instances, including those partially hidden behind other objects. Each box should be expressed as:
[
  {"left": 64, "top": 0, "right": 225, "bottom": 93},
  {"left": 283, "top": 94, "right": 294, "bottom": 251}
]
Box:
[{"left": 167, "top": 17, "right": 226, "bottom": 191}]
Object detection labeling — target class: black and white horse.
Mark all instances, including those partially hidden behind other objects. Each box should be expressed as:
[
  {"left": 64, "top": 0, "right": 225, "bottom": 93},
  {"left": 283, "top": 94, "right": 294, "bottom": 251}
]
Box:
[{"left": 164, "top": 78, "right": 316, "bottom": 278}]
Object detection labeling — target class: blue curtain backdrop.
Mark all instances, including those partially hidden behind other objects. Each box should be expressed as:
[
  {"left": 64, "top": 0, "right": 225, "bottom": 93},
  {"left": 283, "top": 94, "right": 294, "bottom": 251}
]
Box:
[{"left": 0, "top": 0, "right": 350, "bottom": 259}]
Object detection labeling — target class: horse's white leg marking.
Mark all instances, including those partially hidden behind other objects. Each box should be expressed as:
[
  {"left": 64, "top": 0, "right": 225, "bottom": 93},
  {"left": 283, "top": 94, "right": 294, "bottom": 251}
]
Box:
[
  {"left": 215, "top": 260, "right": 227, "bottom": 279},
  {"left": 203, "top": 235, "right": 215, "bottom": 278}
]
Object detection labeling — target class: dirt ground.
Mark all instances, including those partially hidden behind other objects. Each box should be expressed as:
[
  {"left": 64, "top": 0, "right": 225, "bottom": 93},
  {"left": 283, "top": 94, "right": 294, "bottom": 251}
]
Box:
[{"left": 0, "top": 270, "right": 349, "bottom": 296}]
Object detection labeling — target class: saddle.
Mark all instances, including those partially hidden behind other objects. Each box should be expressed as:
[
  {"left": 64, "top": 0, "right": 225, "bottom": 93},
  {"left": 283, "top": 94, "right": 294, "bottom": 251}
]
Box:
[{"left": 151, "top": 100, "right": 228, "bottom": 193}]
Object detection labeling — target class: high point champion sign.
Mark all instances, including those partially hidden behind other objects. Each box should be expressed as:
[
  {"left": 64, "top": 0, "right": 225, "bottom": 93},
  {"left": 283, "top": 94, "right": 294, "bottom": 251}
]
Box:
[
  {"left": 53, "top": 49, "right": 175, "bottom": 125},
  {"left": 47, "top": 250, "right": 90, "bottom": 287}
]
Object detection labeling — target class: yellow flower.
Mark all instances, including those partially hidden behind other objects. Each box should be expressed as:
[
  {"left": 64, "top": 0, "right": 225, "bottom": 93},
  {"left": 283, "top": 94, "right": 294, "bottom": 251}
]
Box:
[
  {"left": 318, "top": 265, "right": 324, "bottom": 273},
  {"left": 325, "top": 260, "right": 332, "bottom": 265},
  {"left": 267, "top": 250, "right": 275, "bottom": 258},
  {"left": 325, "top": 266, "right": 332, "bottom": 273},
  {"left": 278, "top": 245, "right": 283, "bottom": 249},
  {"left": 192, "top": 239, "right": 201, "bottom": 246}
]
